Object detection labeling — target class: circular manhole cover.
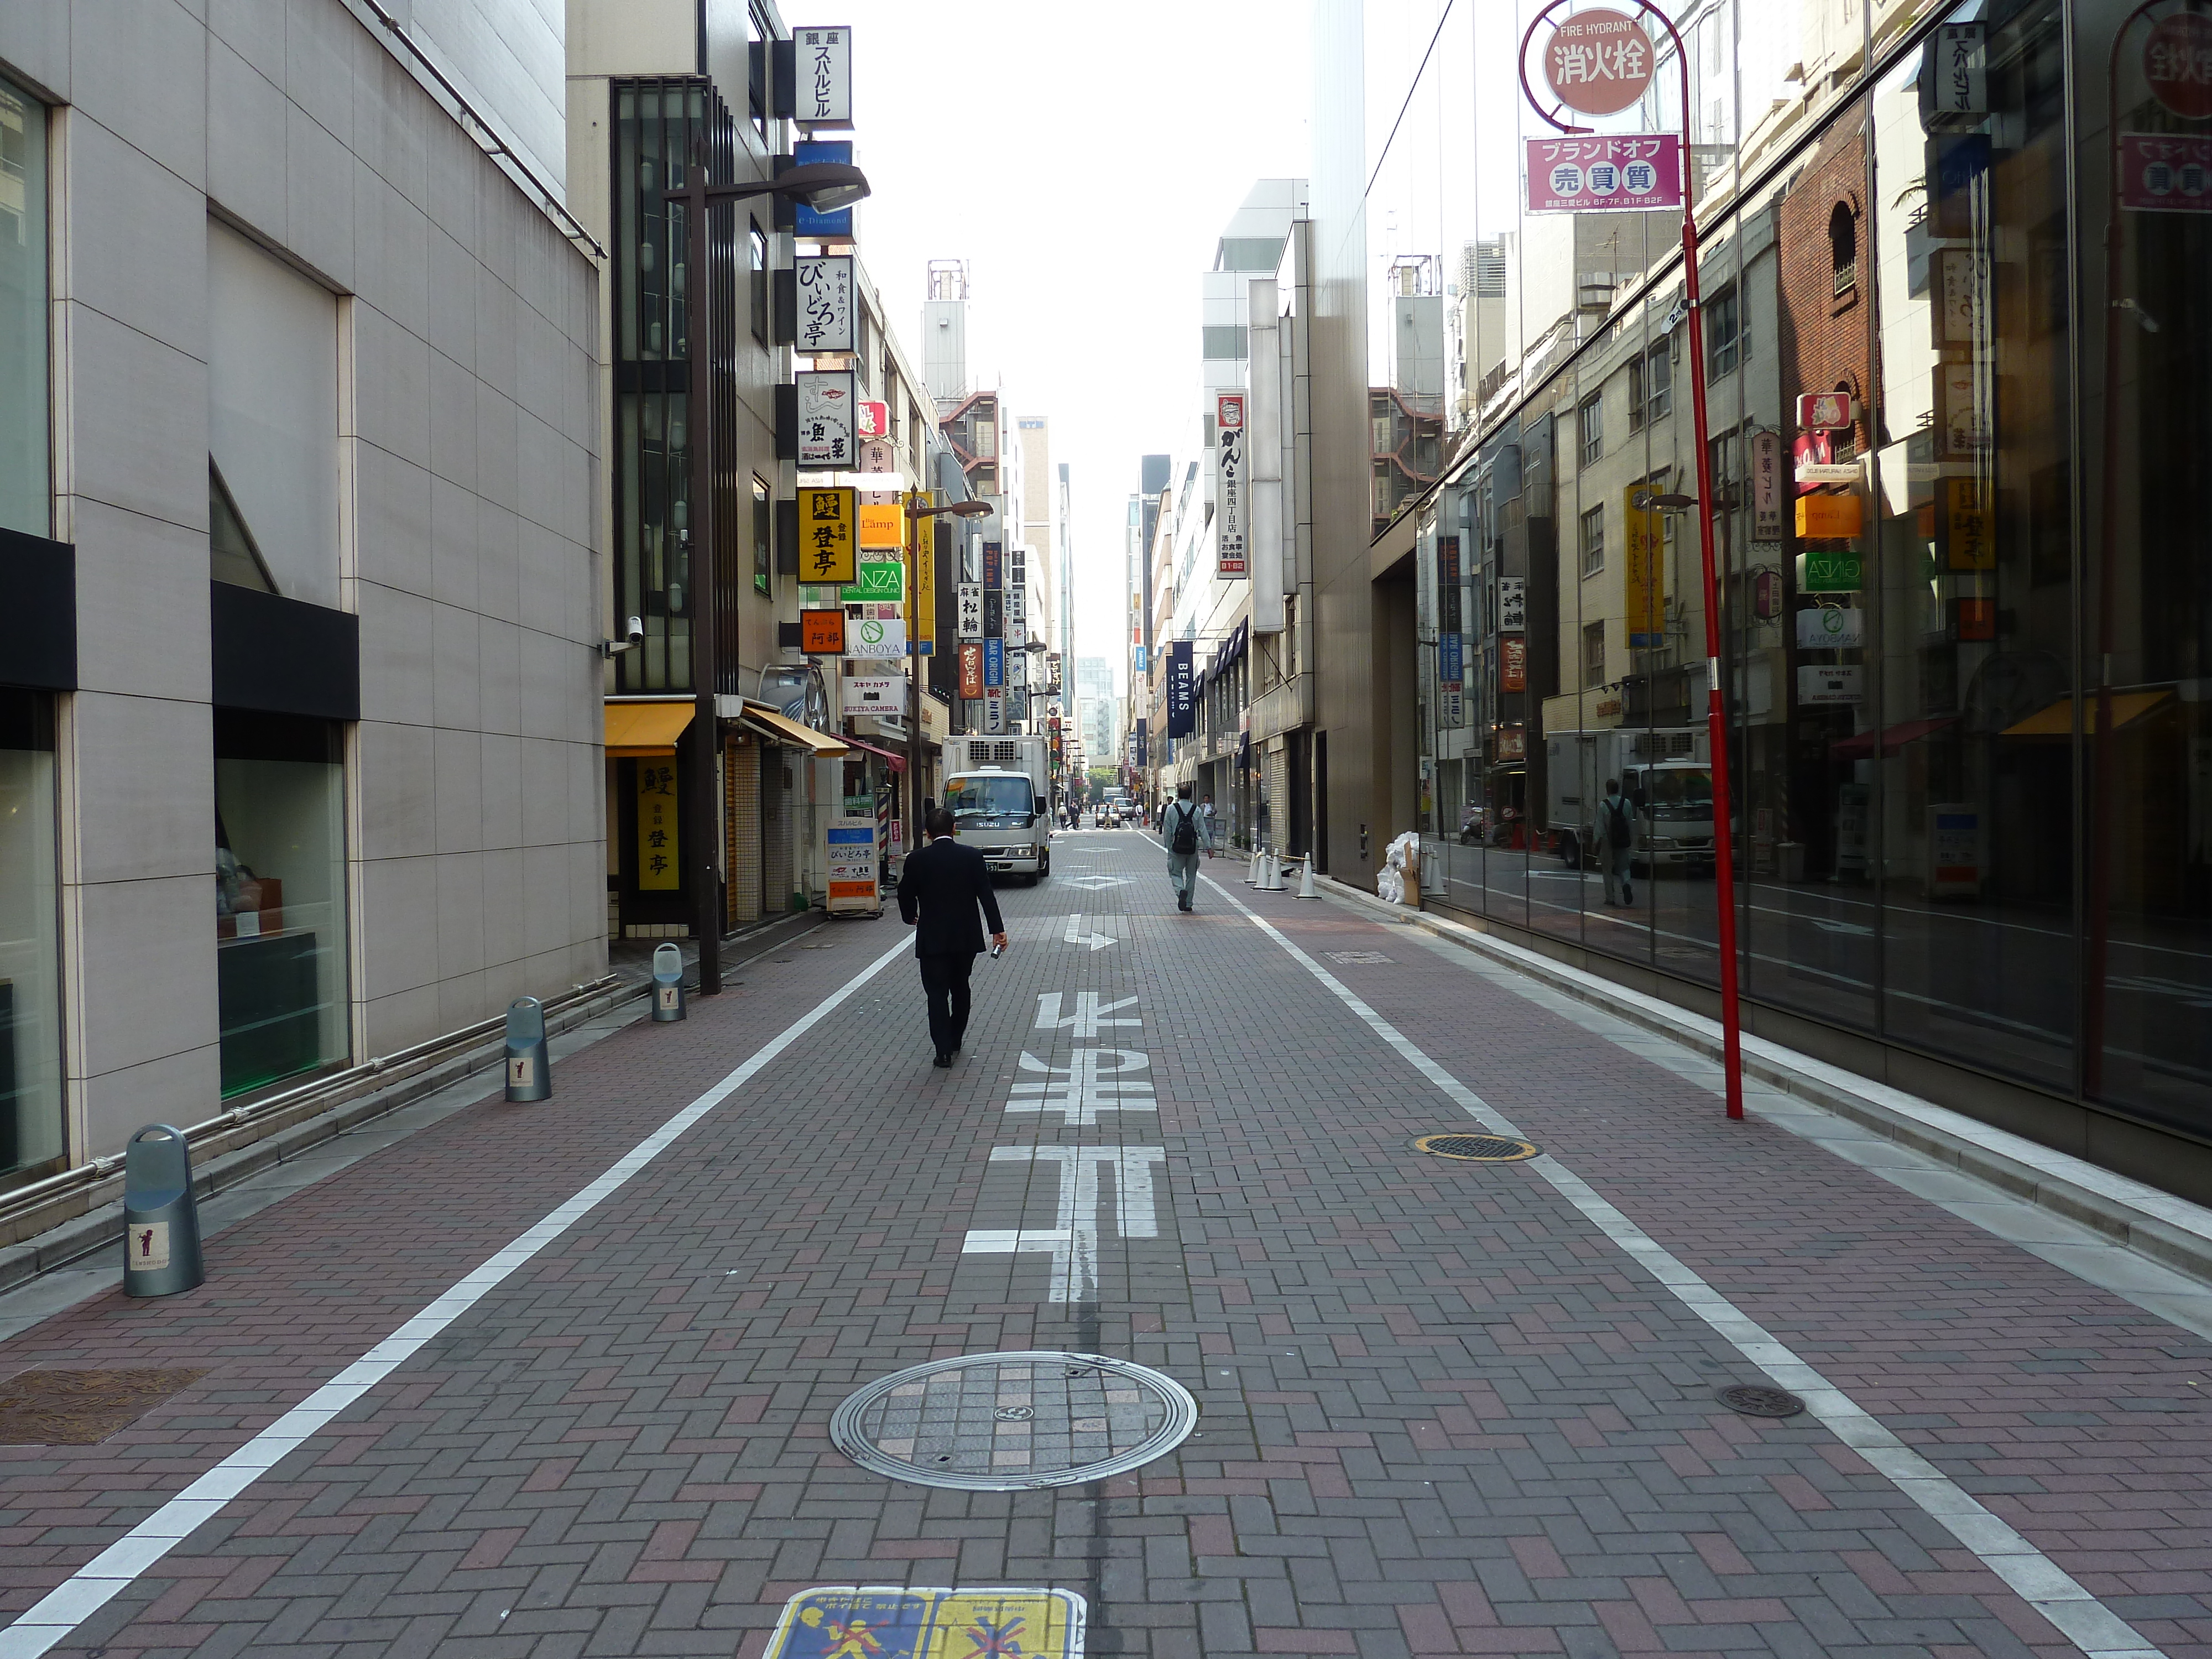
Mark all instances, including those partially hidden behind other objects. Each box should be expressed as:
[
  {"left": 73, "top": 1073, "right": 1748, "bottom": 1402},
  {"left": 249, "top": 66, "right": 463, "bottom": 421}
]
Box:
[
  {"left": 830, "top": 1352, "right": 1198, "bottom": 1491},
  {"left": 1413, "top": 1133, "right": 1540, "bottom": 1162},
  {"left": 1717, "top": 1384, "right": 1806, "bottom": 1418}
]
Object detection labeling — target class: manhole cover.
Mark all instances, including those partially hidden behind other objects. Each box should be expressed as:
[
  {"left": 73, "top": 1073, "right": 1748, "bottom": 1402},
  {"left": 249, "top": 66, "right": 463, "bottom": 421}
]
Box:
[
  {"left": 1718, "top": 1384, "right": 1806, "bottom": 1418},
  {"left": 1327, "top": 951, "right": 1394, "bottom": 964},
  {"left": 0, "top": 1368, "right": 209, "bottom": 1446},
  {"left": 1413, "top": 1133, "right": 1540, "bottom": 1162},
  {"left": 831, "top": 1352, "right": 1198, "bottom": 1491}
]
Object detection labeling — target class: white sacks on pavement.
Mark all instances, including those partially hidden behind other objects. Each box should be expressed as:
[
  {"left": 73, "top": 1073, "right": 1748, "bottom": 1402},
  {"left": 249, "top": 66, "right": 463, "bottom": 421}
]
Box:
[{"left": 1377, "top": 831, "right": 1422, "bottom": 905}]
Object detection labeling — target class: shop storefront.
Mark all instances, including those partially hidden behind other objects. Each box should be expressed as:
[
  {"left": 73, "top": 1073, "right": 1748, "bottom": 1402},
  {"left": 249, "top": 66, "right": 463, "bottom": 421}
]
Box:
[{"left": 1402, "top": 0, "right": 2212, "bottom": 1156}]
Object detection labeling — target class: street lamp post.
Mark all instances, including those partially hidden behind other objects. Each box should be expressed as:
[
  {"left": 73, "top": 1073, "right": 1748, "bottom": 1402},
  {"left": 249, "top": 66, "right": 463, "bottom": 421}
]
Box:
[
  {"left": 903, "top": 495, "right": 992, "bottom": 873},
  {"left": 661, "top": 155, "right": 868, "bottom": 994}
]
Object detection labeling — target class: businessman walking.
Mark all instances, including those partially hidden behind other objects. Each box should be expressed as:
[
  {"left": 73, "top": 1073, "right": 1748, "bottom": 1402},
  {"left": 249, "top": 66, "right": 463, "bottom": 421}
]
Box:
[{"left": 898, "top": 806, "right": 1008, "bottom": 1066}]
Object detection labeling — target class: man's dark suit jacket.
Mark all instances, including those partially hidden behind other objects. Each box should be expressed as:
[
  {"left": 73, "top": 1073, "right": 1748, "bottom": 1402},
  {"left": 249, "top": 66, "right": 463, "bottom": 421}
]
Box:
[{"left": 898, "top": 836, "right": 1005, "bottom": 958}]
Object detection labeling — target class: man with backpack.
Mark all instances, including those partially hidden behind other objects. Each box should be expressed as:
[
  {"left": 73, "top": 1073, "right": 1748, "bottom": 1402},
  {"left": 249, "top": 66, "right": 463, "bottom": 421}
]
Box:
[
  {"left": 1598, "top": 776, "right": 1636, "bottom": 907},
  {"left": 1163, "top": 784, "right": 1204, "bottom": 912}
]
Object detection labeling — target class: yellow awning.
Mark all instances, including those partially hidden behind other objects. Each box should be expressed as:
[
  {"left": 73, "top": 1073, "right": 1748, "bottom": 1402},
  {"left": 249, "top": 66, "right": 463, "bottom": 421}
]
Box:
[
  {"left": 740, "top": 702, "right": 852, "bottom": 757},
  {"left": 2002, "top": 690, "right": 2171, "bottom": 738},
  {"left": 604, "top": 700, "right": 695, "bottom": 758}
]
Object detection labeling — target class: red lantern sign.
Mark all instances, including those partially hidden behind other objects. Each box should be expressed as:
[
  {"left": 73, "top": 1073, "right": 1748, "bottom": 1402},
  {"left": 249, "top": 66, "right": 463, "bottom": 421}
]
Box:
[{"left": 1543, "top": 8, "right": 1656, "bottom": 117}]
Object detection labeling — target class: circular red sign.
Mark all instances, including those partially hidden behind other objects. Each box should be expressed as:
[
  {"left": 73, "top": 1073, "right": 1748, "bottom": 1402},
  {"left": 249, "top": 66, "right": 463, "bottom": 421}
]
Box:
[
  {"left": 2145, "top": 12, "right": 2212, "bottom": 120},
  {"left": 1543, "top": 7, "right": 1657, "bottom": 117}
]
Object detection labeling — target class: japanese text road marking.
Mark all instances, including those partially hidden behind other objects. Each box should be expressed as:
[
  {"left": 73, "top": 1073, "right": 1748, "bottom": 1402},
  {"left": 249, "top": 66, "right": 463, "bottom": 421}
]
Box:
[
  {"left": 963, "top": 1147, "right": 1166, "bottom": 1301},
  {"left": 1005, "top": 1049, "right": 1157, "bottom": 1126},
  {"left": 1199, "top": 869, "right": 2166, "bottom": 1659},
  {"left": 1034, "top": 991, "right": 1139, "bottom": 1036},
  {"left": 0, "top": 934, "right": 916, "bottom": 1659}
]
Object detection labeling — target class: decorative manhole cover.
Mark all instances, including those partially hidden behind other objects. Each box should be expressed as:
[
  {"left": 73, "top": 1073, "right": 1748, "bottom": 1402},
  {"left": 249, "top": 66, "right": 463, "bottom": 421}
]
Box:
[
  {"left": 1718, "top": 1384, "right": 1806, "bottom": 1418},
  {"left": 831, "top": 1352, "right": 1198, "bottom": 1491},
  {"left": 0, "top": 1368, "right": 209, "bottom": 1446},
  {"left": 1327, "top": 950, "right": 1395, "bottom": 964},
  {"left": 1413, "top": 1133, "right": 1540, "bottom": 1162}
]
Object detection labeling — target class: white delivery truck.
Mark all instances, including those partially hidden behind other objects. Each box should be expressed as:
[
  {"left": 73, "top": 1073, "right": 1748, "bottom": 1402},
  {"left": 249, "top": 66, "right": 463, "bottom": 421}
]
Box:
[
  {"left": 1546, "top": 727, "right": 1715, "bottom": 875},
  {"left": 941, "top": 735, "right": 1052, "bottom": 884}
]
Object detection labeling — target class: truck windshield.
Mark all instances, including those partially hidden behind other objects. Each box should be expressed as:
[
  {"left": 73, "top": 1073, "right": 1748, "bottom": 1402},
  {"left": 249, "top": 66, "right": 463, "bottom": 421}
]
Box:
[
  {"left": 1636, "top": 769, "right": 1712, "bottom": 808},
  {"left": 946, "top": 776, "right": 1035, "bottom": 820}
]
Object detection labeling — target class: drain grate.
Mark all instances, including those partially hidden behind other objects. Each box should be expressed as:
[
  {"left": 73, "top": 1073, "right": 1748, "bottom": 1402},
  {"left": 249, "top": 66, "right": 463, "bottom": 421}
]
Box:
[
  {"left": 830, "top": 1352, "right": 1198, "bottom": 1491},
  {"left": 1413, "top": 1133, "right": 1540, "bottom": 1162},
  {"left": 0, "top": 1368, "right": 209, "bottom": 1446},
  {"left": 1326, "top": 951, "right": 1395, "bottom": 964},
  {"left": 1717, "top": 1384, "right": 1806, "bottom": 1418}
]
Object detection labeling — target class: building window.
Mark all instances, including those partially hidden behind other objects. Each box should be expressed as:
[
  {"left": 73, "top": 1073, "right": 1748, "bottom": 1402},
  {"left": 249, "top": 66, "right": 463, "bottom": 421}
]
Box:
[
  {"left": 753, "top": 475, "right": 771, "bottom": 594},
  {"left": 1630, "top": 343, "right": 1672, "bottom": 430},
  {"left": 1830, "top": 202, "right": 1858, "bottom": 295},
  {"left": 749, "top": 222, "right": 769, "bottom": 345},
  {"left": 215, "top": 711, "right": 349, "bottom": 1098},
  {"left": 1583, "top": 621, "right": 1606, "bottom": 685},
  {"left": 1579, "top": 504, "right": 1606, "bottom": 576},
  {"left": 0, "top": 78, "right": 48, "bottom": 538},
  {"left": 1202, "top": 324, "right": 1249, "bottom": 360},
  {"left": 0, "top": 689, "right": 62, "bottom": 1177},
  {"left": 1706, "top": 285, "right": 1743, "bottom": 377},
  {"left": 1578, "top": 392, "right": 1603, "bottom": 463}
]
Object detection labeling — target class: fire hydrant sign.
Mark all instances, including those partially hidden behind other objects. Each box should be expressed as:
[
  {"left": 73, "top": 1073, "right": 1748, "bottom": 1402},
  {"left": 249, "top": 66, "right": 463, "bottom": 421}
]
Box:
[
  {"left": 825, "top": 818, "right": 879, "bottom": 913},
  {"left": 1542, "top": 7, "right": 1655, "bottom": 116},
  {"left": 1526, "top": 135, "right": 1681, "bottom": 212}
]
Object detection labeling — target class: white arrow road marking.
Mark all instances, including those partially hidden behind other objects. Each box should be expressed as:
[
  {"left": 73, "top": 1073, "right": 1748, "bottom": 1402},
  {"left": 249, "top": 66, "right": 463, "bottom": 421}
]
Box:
[
  {"left": 1063, "top": 912, "right": 1117, "bottom": 952},
  {"left": 1035, "top": 992, "right": 1139, "bottom": 1036}
]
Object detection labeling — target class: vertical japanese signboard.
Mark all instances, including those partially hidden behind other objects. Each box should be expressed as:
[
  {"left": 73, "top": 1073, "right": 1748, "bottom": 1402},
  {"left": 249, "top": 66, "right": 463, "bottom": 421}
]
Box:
[
  {"left": 1496, "top": 575, "right": 1527, "bottom": 633},
  {"left": 1750, "top": 429, "right": 1784, "bottom": 544},
  {"left": 794, "top": 27, "right": 853, "bottom": 126},
  {"left": 825, "top": 818, "right": 878, "bottom": 914},
  {"left": 983, "top": 689, "right": 1006, "bottom": 733},
  {"left": 794, "top": 254, "right": 854, "bottom": 354},
  {"left": 1437, "top": 534, "right": 1465, "bottom": 729},
  {"left": 796, "top": 371, "right": 857, "bottom": 467},
  {"left": 958, "top": 641, "right": 983, "bottom": 698},
  {"left": 1500, "top": 634, "right": 1528, "bottom": 693},
  {"left": 910, "top": 509, "right": 935, "bottom": 655},
  {"left": 792, "top": 138, "right": 853, "bottom": 236},
  {"left": 636, "top": 763, "right": 679, "bottom": 890},
  {"left": 957, "top": 582, "right": 983, "bottom": 640},
  {"left": 1623, "top": 487, "right": 1667, "bottom": 646},
  {"left": 798, "top": 486, "right": 857, "bottom": 585},
  {"left": 1166, "top": 640, "right": 1195, "bottom": 737},
  {"left": 1942, "top": 476, "right": 1993, "bottom": 569},
  {"left": 983, "top": 637, "right": 1005, "bottom": 689},
  {"left": 1216, "top": 393, "right": 1248, "bottom": 577}
]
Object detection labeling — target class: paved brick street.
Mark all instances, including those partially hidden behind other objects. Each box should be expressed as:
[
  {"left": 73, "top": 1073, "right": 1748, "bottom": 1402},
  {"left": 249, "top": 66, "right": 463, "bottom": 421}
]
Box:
[{"left": 2, "top": 830, "right": 2208, "bottom": 1658}]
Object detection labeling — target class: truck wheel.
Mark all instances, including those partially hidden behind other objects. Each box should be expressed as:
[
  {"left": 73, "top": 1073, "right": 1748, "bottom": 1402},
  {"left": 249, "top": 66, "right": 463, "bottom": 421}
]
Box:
[
  {"left": 1021, "top": 871, "right": 1040, "bottom": 887},
  {"left": 1558, "top": 831, "right": 1580, "bottom": 870},
  {"left": 1038, "top": 849, "right": 1051, "bottom": 879}
]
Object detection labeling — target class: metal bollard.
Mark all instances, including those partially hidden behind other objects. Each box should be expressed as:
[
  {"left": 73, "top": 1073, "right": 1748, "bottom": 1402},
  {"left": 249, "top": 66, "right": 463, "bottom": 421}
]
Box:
[
  {"left": 122, "top": 1124, "right": 205, "bottom": 1297},
  {"left": 651, "top": 942, "right": 687, "bottom": 1022},
  {"left": 504, "top": 996, "right": 551, "bottom": 1101}
]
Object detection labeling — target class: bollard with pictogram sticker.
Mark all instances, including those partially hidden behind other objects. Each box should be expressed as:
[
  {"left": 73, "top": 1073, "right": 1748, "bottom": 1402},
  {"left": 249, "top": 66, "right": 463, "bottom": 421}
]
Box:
[
  {"left": 504, "top": 996, "right": 551, "bottom": 1101},
  {"left": 122, "top": 1124, "right": 205, "bottom": 1297},
  {"left": 651, "top": 942, "right": 687, "bottom": 1022}
]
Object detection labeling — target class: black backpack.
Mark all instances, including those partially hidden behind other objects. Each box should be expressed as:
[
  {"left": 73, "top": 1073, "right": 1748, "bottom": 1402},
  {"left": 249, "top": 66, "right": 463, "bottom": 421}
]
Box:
[
  {"left": 1169, "top": 803, "right": 1199, "bottom": 855},
  {"left": 1605, "top": 796, "right": 1632, "bottom": 849}
]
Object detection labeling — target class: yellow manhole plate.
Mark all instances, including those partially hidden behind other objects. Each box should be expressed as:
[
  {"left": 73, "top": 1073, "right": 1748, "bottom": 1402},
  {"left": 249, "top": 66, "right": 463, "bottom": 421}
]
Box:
[{"left": 1413, "top": 1133, "right": 1540, "bottom": 1162}]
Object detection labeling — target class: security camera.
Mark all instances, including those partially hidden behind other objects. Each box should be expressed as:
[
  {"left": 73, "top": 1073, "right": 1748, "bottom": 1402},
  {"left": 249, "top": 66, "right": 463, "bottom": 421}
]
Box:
[{"left": 598, "top": 615, "right": 647, "bottom": 659}]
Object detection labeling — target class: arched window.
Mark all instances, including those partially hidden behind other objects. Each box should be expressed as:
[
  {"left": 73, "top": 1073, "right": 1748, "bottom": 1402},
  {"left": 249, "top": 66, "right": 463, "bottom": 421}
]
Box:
[{"left": 1830, "top": 202, "right": 1858, "bottom": 295}]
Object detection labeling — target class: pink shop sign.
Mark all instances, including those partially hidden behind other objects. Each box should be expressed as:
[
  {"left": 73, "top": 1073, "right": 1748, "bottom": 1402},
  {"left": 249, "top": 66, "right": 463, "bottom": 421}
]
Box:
[
  {"left": 2119, "top": 133, "right": 2212, "bottom": 212},
  {"left": 1526, "top": 135, "right": 1682, "bottom": 213}
]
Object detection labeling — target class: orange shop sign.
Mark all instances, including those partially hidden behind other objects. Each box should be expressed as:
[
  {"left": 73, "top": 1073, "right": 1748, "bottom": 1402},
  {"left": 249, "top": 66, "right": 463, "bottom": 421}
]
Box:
[
  {"left": 799, "top": 607, "right": 847, "bottom": 655},
  {"left": 1500, "top": 634, "right": 1527, "bottom": 693},
  {"left": 1795, "top": 492, "right": 1863, "bottom": 539},
  {"left": 958, "top": 641, "right": 984, "bottom": 699}
]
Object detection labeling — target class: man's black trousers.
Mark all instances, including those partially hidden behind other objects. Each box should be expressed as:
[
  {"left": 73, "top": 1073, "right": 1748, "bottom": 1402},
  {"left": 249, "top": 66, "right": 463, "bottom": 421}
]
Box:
[{"left": 918, "top": 952, "right": 976, "bottom": 1056}]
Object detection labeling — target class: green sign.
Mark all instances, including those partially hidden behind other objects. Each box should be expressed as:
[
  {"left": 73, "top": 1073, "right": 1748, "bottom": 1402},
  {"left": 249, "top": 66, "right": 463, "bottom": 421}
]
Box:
[
  {"left": 839, "top": 560, "right": 905, "bottom": 603},
  {"left": 1800, "top": 546, "right": 1863, "bottom": 593}
]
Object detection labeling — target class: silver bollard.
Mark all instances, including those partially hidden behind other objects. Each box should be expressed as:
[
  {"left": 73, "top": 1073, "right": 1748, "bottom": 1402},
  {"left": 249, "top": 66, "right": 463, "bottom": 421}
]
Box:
[
  {"left": 504, "top": 995, "right": 551, "bottom": 1101},
  {"left": 122, "top": 1124, "right": 205, "bottom": 1297},
  {"left": 651, "top": 942, "right": 687, "bottom": 1022}
]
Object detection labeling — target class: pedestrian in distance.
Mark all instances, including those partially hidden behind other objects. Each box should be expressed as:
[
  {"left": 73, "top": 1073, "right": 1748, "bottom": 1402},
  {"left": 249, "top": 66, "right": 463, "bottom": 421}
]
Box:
[
  {"left": 898, "top": 806, "right": 1008, "bottom": 1067},
  {"left": 1198, "top": 792, "right": 1219, "bottom": 858},
  {"left": 1164, "top": 784, "right": 1204, "bottom": 912},
  {"left": 1598, "top": 776, "right": 1636, "bottom": 907}
]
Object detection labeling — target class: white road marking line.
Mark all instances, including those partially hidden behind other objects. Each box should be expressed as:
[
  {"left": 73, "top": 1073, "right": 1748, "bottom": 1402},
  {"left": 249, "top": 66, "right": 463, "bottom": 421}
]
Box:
[
  {"left": 1034, "top": 991, "right": 1140, "bottom": 1036},
  {"left": 1063, "top": 912, "right": 1117, "bottom": 951},
  {"left": 1198, "top": 870, "right": 2167, "bottom": 1659},
  {"left": 0, "top": 933, "right": 916, "bottom": 1659},
  {"left": 963, "top": 1147, "right": 1168, "bottom": 1300},
  {"left": 1005, "top": 1048, "right": 1159, "bottom": 1126}
]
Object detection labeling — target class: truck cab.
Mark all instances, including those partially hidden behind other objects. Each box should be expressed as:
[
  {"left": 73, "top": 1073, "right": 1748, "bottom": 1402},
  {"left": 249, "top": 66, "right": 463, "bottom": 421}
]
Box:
[
  {"left": 1547, "top": 728, "right": 1715, "bottom": 875},
  {"left": 940, "top": 737, "right": 1053, "bottom": 885}
]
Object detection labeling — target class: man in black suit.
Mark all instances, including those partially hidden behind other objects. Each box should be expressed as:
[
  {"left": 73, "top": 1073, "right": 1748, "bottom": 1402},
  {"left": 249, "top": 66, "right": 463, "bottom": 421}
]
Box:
[{"left": 897, "top": 806, "right": 1008, "bottom": 1067}]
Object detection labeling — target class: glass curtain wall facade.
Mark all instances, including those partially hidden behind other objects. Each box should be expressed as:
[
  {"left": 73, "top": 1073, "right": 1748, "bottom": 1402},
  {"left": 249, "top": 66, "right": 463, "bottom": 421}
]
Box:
[
  {"left": 0, "top": 690, "right": 61, "bottom": 1177},
  {"left": 611, "top": 80, "right": 737, "bottom": 696},
  {"left": 1385, "top": 0, "right": 2212, "bottom": 1145}
]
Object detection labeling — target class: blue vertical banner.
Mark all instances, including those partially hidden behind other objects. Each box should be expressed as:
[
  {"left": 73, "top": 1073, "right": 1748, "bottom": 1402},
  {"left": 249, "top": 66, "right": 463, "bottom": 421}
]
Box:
[
  {"left": 1438, "top": 632, "right": 1463, "bottom": 686},
  {"left": 793, "top": 140, "right": 854, "bottom": 236},
  {"left": 982, "top": 542, "right": 1003, "bottom": 592},
  {"left": 983, "top": 637, "right": 1005, "bottom": 688},
  {"left": 1166, "top": 640, "right": 1196, "bottom": 738}
]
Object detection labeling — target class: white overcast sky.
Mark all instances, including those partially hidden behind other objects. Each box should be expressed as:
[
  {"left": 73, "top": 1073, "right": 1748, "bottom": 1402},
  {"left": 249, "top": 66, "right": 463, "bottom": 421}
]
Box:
[{"left": 835, "top": 0, "right": 1313, "bottom": 696}]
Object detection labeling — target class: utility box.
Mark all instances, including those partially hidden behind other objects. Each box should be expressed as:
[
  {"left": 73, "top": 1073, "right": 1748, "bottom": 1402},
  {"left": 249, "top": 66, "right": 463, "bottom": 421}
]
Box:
[
  {"left": 651, "top": 943, "right": 687, "bottom": 1021},
  {"left": 504, "top": 997, "right": 551, "bottom": 1101},
  {"left": 122, "top": 1124, "right": 205, "bottom": 1297}
]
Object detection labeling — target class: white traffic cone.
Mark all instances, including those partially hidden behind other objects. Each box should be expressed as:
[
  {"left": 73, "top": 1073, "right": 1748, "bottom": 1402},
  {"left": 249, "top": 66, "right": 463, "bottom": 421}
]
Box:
[
  {"left": 1245, "top": 848, "right": 1261, "bottom": 884},
  {"left": 1296, "top": 858, "right": 1318, "bottom": 899},
  {"left": 1261, "top": 853, "right": 1285, "bottom": 891}
]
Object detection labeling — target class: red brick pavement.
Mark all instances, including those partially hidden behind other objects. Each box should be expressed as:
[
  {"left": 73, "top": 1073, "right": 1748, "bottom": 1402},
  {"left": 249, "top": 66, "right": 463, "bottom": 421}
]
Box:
[{"left": 0, "top": 832, "right": 2203, "bottom": 1657}]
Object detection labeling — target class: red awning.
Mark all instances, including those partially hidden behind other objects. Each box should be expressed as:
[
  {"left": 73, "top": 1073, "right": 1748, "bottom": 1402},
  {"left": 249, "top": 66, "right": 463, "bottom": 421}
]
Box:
[
  {"left": 1829, "top": 714, "right": 1957, "bottom": 761},
  {"left": 841, "top": 733, "right": 909, "bottom": 772}
]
